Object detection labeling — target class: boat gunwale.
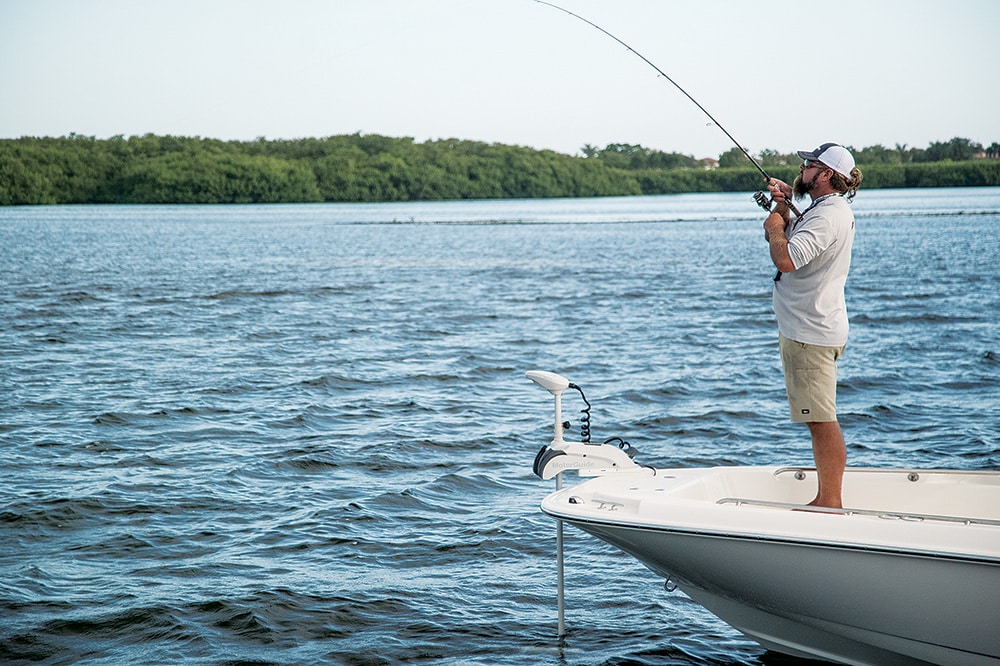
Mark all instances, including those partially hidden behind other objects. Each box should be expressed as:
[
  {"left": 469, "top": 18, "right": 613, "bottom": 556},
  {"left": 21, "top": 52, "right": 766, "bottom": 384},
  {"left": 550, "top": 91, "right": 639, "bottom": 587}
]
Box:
[
  {"left": 774, "top": 466, "right": 1000, "bottom": 478},
  {"left": 714, "top": 496, "right": 1000, "bottom": 527},
  {"left": 541, "top": 505, "right": 1000, "bottom": 566}
]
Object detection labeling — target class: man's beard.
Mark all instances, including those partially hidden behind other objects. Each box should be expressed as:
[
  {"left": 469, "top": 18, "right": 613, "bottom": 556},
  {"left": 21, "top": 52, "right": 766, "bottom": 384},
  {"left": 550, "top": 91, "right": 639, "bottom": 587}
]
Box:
[{"left": 792, "top": 172, "right": 817, "bottom": 198}]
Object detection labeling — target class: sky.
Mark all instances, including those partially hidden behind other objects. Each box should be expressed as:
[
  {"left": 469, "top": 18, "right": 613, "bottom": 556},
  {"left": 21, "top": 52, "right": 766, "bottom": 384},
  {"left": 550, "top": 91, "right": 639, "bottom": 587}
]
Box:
[{"left": 2, "top": 0, "right": 997, "bottom": 159}]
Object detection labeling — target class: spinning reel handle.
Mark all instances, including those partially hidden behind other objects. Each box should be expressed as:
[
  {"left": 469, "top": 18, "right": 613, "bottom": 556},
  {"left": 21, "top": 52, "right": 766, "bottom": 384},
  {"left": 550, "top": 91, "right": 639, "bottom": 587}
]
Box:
[
  {"left": 753, "top": 190, "right": 801, "bottom": 218},
  {"left": 753, "top": 190, "right": 772, "bottom": 211}
]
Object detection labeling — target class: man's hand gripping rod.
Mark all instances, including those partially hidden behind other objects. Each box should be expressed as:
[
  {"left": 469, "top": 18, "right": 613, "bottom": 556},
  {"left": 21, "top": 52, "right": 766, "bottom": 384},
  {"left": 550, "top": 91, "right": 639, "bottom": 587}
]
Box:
[{"left": 754, "top": 185, "right": 801, "bottom": 218}]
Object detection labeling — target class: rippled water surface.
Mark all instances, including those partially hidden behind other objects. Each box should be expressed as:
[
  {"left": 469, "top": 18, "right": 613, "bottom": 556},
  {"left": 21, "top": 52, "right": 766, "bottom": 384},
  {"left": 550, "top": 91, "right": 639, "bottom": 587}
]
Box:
[{"left": 2, "top": 189, "right": 998, "bottom": 665}]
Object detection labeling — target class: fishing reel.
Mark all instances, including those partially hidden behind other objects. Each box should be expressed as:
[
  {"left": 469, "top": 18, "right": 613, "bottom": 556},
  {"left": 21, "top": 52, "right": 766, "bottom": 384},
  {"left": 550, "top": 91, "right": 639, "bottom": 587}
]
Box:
[
  {"left": 753, "top": 190, "right": 773, "bottom": 211},
  {"left": 754, "top": 189, "right": 801, "bottom": 218}
]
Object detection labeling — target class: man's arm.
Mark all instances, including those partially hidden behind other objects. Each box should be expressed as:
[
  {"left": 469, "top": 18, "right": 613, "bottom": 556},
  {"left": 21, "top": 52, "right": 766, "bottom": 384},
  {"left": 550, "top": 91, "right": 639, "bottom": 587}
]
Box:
[
  {"left": 764, "top": 210, "right": 796, "bottom": 273},
  {"left": 763, "top": 183, "right": 797, "bottom": 275}
]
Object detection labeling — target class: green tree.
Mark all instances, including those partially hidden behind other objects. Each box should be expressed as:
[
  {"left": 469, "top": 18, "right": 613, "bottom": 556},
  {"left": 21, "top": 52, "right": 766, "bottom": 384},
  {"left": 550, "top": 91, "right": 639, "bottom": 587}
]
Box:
[
  {"left": 0, "top": 149, "right": 57, "bottom": 204},
  {"left": 853, "top": 144, "right": 903, "bottom": 165},
  {"left": 924, "top": 137, "right": 983, "bottom": 162},
  {"left": 718, "top": 147, "right": 747, "bottom": 168},
  {"left": 757, "top": 149, "right": 797, "bottom": 167}
]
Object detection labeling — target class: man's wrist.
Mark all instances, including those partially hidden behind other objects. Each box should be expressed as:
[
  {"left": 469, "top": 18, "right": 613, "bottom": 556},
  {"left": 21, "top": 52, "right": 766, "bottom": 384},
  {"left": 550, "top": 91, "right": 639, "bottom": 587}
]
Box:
[{"left": 764, "top": 213, "right": 786, "bottom": 242}]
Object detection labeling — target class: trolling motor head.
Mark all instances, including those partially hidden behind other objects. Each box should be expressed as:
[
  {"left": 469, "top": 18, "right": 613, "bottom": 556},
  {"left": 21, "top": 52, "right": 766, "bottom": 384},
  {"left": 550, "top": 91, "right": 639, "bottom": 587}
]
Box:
[
  {"left": 526, "top": 370, "right": 570, "bottom": 395},
  {"left": 526, "top": 371, "right": 573, "bottom": 446}
]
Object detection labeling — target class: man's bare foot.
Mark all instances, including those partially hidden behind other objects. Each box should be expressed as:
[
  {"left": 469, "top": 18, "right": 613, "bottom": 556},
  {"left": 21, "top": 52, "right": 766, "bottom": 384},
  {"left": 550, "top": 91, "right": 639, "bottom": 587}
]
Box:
[{"left": 807, "top": 497, "right": 843, "bottom": 510}]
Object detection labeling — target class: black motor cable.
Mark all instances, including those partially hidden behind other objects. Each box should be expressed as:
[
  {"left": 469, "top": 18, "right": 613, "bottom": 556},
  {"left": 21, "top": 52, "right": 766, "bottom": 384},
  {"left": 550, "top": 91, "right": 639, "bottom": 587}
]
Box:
[{"left": 567, "top": 382, "right": 591, "bottom": 443}]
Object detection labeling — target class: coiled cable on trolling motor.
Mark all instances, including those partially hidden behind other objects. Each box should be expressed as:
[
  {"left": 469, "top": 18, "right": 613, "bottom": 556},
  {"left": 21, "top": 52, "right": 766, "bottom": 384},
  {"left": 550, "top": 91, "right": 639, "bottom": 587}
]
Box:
[{"left": 567, "top": 382, "right": 591, "bottom": 443}]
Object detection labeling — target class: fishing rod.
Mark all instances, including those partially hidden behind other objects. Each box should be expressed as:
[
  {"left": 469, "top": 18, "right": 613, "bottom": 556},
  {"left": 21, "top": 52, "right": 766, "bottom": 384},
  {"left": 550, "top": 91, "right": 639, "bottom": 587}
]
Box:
[{"left": 535, "top": 0, "right": 799, "bottom": 217}]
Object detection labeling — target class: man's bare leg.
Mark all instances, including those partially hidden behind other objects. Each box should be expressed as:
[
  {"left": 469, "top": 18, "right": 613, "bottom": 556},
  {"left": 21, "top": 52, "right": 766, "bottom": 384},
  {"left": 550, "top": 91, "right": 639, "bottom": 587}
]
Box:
[{"left": 806, "top": 421, "right": 846, "bottom": 509}]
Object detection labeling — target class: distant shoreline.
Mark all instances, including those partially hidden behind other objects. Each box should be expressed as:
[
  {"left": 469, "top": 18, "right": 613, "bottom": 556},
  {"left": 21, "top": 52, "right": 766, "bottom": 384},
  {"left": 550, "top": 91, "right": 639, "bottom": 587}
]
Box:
[{"left": 3, "top": 134, "right": 998, "bottom": 206}]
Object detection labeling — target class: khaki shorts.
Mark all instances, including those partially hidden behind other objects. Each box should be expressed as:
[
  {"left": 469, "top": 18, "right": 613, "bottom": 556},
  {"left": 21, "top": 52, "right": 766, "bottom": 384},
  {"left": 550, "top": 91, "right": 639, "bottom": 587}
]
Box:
[{"left": 779, "top": 334, "right": 845, "bottom": 423}]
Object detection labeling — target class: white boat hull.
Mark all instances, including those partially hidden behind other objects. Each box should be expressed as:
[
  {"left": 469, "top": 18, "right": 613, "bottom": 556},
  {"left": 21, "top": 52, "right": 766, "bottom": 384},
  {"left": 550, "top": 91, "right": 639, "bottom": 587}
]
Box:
[{"left": 541, "top": 466, "right": 1000, "bottom": 665}]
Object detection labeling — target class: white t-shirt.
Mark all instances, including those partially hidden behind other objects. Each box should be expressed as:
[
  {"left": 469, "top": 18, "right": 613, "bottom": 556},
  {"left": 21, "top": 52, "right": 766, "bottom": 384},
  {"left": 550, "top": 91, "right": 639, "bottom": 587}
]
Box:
[{"left": 772, "top": 194, "right": 855, "bottom": 346}]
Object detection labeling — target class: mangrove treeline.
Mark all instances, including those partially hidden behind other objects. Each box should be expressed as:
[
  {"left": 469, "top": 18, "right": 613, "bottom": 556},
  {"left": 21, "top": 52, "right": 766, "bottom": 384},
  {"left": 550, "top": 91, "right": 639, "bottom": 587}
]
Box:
[{"left": 2, "top": 133, "right": 998, "bottom": 205}]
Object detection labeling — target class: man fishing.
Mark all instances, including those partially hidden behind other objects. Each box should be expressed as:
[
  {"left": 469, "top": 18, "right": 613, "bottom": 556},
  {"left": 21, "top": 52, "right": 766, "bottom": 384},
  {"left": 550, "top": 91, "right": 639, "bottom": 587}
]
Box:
[
  {"left": 763, "top": 143, "right": 863, "bottom": 509},
  {"left": 534, "top": 2, "right": 868, "bottom": 508}
]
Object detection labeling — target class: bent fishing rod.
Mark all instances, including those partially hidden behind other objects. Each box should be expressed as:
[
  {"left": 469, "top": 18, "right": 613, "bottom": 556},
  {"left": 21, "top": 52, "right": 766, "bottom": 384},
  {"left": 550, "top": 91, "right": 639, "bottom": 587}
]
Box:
[{"left": 535, "top": 0, "right": 800, "bottom": 217}]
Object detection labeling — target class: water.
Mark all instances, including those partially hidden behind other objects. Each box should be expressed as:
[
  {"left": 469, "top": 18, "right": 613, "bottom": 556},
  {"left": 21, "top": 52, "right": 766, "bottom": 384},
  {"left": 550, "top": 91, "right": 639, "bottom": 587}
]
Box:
[{"left": 2, "top": 188, "right": 998, "bottom": 665}]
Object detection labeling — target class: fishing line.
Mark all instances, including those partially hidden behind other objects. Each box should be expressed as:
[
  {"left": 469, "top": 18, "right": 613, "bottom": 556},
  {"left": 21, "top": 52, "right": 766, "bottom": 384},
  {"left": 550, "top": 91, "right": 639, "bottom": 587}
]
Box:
[{"left": 535, "top": 0, "right": 797, "bottom": 215}]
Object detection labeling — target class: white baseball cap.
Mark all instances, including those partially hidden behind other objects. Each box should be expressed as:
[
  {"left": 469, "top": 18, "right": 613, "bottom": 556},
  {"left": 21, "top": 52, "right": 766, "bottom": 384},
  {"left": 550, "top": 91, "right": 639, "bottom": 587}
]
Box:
[{"left": 797, "top": 143, "right": 856, "bottom": 177}]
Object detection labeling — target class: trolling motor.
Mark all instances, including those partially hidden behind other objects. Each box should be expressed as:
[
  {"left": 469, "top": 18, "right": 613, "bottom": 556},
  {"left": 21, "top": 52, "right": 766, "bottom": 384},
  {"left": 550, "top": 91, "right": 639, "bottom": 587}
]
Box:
[
  {"left": 526, "top": 370, "right": 643, "bottom": 480},
  {"left": 526, "top": 370, "right": 647, "bottom": 639}
]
